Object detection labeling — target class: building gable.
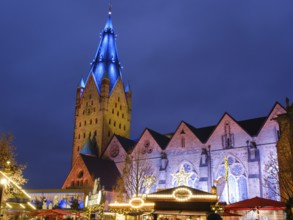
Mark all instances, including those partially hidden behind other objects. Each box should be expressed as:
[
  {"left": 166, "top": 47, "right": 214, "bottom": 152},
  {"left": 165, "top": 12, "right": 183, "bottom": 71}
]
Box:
[
  {"left": 165, "top": 121, "right": 205, "bottom": 153},
  {"left": 207, "top": 113, "right": 252, "bottom": 151},
  {"left": 62, "top": 155, "right": 94, "bottom": 189},
  {"left": 131, "top": 129, "right": 167, "bottom": 159},
  {"left": 257, "top": 102, "right": 286, "bottom": 144}
]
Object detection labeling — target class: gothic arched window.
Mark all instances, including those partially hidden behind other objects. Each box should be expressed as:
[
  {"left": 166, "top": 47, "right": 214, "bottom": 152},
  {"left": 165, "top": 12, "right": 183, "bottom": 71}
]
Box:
[
  {"left": 171, "top": 162, "right": 198, "bottom": 188},
  {"left": 216, "top": 156, "right": 247, "bottom": 203}
]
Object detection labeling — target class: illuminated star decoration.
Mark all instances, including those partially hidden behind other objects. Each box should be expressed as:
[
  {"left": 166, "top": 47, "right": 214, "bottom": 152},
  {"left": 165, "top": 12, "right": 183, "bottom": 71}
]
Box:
[
  {"left": 143, "top": 175, "right": 156, "bottom": 194},
  {"left": 171, "top": 166, "right": 192, "bottom": 186}
]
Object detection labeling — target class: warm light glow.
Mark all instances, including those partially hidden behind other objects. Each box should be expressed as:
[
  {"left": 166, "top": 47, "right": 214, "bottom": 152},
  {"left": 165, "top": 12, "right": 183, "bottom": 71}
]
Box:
[
  {"left": 20, "top": 204, "right": 25, "bottom": 209},
  {"left": 0, "top": 178, "right": 8, "bottom": 185},
  {"left": 85, "top": 195, "right": 89, "bottom": 207},
  {"left": 172, "top": 187, "right": 192, "bottom": 201},
  {"left": 6, "top": 203, "right": 12, "bottom": 209},
  {"left": 129, "top": 197, "right": 144, "bottom": 209},
  {"left": 0, "top": 171, "right": 31, "bottom": 198},
  {"left": 27, "top": 202, "right": 36, "bottom": 210},
  {"left": 108, "top": 199, "right": 155, "bottom": 209},
  {"left": 146, "top": 187, "right": 218, "bottom": 201}
]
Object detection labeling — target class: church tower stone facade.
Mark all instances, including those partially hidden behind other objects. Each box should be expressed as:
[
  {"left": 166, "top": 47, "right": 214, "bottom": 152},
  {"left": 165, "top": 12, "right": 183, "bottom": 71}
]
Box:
[
  {"left": 71, "top": 11, "right": 132, "bottom": 167},
  {"left": 275, "top": 98, "right": 293, "bottom": 201}
]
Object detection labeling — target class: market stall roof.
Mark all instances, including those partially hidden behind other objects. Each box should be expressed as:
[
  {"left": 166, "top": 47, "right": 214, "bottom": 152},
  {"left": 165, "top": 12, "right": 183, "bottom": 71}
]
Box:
[
  {"left": 224, "top": 197, "right": 286, "bottom": 211},
  {"left": 146, "top": 186, "right": 218, "bottom": 202},
  {"left": 145, "top": 186, "right": 218, "bottom": 214}
]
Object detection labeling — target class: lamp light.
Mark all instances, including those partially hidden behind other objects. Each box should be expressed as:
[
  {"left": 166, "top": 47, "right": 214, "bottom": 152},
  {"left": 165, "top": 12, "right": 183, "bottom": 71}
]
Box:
[{"left": 0, "top": 178, "right": 8, "bottom": 186}]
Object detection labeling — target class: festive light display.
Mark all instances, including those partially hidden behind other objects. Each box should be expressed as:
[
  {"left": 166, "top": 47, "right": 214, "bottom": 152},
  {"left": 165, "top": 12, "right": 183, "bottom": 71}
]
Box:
[
  {"left": 27, "top": 202, "right": 36, "bottom": 210},
  {"left": 172, "top": 187, "right": 192, "bottom": 201},
  {"left": 109, "top": 197, "right": 155, "bottom": 215},
  {"left": 0, "top": 171, "right": 31, "bottom": 199},
  {"left": 143, "top": 175, "right": 156, "bottom": 193},
  {"left": 146, "top": 187, "right": 218, "bottom": 202},
  {"left": 171, "top": 166, "right": 192, "bottom": 186}
]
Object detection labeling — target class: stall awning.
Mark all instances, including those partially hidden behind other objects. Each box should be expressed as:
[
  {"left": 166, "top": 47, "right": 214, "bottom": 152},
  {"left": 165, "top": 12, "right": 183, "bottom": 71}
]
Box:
[{"left": 224, "top": 197, "right": 286, "bottom": 211}]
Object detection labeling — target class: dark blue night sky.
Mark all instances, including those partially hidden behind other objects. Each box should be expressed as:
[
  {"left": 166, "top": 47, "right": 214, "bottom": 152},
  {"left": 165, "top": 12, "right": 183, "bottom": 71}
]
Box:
[{"left": 0, "top": 1, "right": 292, "bottom": 189}]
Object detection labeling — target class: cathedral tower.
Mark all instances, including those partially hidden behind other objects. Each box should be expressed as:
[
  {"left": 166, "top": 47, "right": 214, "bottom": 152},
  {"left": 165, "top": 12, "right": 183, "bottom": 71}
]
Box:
[{"left": 71, "top": 10, "right": 132, "bottom": 167}]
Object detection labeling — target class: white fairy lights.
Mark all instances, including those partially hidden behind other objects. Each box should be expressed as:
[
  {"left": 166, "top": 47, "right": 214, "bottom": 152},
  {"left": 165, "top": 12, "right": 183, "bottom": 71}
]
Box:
[{"left": 146, "top": 187, "right": 218, "bottom": 202}]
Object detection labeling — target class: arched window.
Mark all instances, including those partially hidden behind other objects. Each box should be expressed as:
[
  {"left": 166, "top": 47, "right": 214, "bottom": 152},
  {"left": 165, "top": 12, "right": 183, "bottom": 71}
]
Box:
[
  {"left": 171, "top": 161, "right": 198, "bottom": 188},
  {"left": 216, "top": 156, "right": 247, "bottom": 203}
]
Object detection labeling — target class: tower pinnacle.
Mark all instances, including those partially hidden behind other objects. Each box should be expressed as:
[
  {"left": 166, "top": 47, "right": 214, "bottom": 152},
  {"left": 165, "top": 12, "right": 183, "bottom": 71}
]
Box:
[
  {"left": 108, "top": 0, "right": 112, "bottom": 15},
  {"left": 89, "top": 4, "right": 122, "bottom": 94}
]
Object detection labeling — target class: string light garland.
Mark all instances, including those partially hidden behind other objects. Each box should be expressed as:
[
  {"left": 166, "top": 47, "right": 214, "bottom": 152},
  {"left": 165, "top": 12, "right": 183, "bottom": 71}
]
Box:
[
  {"left": 146, "top": 187, "right": 218, "bottom": 202},
  {"left": 109, "top": 197, "right": 155, "bottom": 214}
]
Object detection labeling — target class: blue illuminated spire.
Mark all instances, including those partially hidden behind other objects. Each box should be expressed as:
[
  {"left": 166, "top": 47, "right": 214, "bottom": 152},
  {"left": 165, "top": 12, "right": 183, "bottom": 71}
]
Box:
[{"left": 90, "top": 7, "right": 122, "bottom": 93}]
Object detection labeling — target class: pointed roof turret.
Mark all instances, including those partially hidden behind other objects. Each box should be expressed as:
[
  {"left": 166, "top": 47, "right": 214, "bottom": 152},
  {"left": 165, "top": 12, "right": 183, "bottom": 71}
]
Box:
[
  {"left": 79, "top": 78, "right": 85, "bottom": 88},
  {"left": 125, "top": 82, "right": 131, "bottom": 93},
  {"left": 89, "top": 8, "right": 122, "bottom": 94}
]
